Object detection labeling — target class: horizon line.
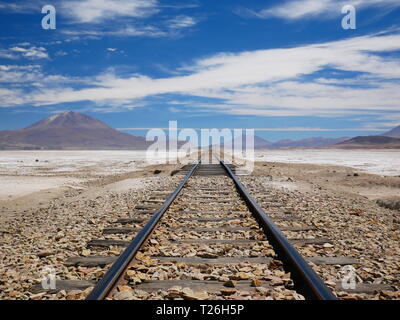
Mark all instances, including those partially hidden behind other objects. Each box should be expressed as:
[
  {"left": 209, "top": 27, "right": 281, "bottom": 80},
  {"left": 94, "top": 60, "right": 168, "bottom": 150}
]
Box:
[{"left": 118, "top": 127, "right": 387, "bottom": 132}]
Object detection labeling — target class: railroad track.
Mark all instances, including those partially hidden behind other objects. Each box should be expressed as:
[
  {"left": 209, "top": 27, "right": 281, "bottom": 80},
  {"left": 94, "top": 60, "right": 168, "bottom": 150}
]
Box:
[
  {"left": 76, "top": 159, "right": 337, "bottom": 300},
  {"left": 29, "top": 156, "right": 396, "bottom": 300}
]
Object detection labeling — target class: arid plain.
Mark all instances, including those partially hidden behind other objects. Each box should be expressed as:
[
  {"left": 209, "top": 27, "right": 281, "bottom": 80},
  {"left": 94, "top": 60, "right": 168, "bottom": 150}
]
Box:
[{"left": 0, "top": 149, "right": 399, "bottom": 300}]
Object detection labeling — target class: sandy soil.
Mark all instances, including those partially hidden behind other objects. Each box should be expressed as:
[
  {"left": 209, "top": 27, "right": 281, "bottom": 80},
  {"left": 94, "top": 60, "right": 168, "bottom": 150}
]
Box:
[
  {"left": 0, "top": 163, "right": 183, "bottom": 225},
  {"left": 254, "top": 149, "right": 400, "bottom": 176},
  {"left": 0, "top": 150, "right": 199, "bottom": 222},
  {"left": 252, "top": 161, "right": 400, "bottom": 200},
  {"left": 1, "top": 150, "right": 398, "bottom": 221},
  {"left": 0, "top": 176, "right": 85, "bottom": 201}
]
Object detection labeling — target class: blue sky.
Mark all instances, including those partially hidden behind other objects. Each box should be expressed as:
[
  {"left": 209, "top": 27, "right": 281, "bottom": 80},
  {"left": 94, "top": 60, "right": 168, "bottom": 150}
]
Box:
[{"left": 0, "top": 0, "right": 400, "bottom": 141}]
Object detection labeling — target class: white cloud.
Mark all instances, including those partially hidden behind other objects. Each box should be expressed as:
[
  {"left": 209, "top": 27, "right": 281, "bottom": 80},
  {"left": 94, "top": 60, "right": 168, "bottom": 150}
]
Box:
[
  {"left": 55, "top": 50, "right": 68, "bottom": 56},
  {"left": 1, "top": 32, "right": 400, "bottom": 124},
  {"left": 168, "top": 15, "right": 197, "bottom": 29},
  {"left": 243, "top": 0, "right": 400, "bottom": 20},
  {"left": 0, "top": 1, "right": 42, "bottom": 13},
  {"left": 0, "top": 51, "right": 18, "bottom": 59},
  {"left": 0, "top": 64, "right": 94, "bottom": 92},
  {"left": 5, "top": 46, "right": 49, "bottom": 59},
  {"left": 0, "top": 87, "right": 26, "bottom": 106},
  {"left": 61, "top": 0, "right": 158, "bottom": 24},
  {"left": 60, "top": 16, "right": 199, "bottom": 38},
  {"left": 0, "top": 65, "right": 42, "bottom": 83},
  {"left": 16, "top": 42, "right": 31, "bottom": 47},
  {"left": 61, "top": 24, "right": 167, "bottom": 38},
  {"left": 0, "top": 0, "right": 197, "bottom": 39}
]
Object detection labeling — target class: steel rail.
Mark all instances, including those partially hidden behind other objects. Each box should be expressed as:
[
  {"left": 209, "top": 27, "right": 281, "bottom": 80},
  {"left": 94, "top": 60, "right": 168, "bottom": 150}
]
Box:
[
  {"left": 220, "top": 160, "right": 337, "bottom": 300},
  {"left": 86, "top": 163, "right": 200, "bottom": 300}
]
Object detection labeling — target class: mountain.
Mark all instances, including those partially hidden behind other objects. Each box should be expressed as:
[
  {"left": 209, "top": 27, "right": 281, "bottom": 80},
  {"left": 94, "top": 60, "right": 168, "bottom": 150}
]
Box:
[
  {"left": 333, "top": 124, "right": 400, "bottom": 148},
  {"left": 382, "top": 125, "right": 400, "bottom": 138},
  {"left": 220, "top": 134, "right": 272, "bottom": 150},
  {"left": 235, "top": 134, "right": 272, "bottom": 149},
  {"left": 253, "top": 135, "right": 273, "bottom": 149},
  {"left": 337, "top": 135, "right": 400, "bottom": 148},
  {"left": 271, "top": 137, "right": 349, "bottom": 148},
  {"left": 0, "top": 111, "right": 152, "bottom": 150},
  {"left": 223, "top": 135, "right": 349, "bottom": 150}
]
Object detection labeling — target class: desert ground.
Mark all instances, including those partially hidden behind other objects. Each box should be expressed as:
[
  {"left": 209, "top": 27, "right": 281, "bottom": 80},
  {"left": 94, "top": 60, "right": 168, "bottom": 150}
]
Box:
[{"left": 0, "top": 149, "right": 399, "bottom": 300}]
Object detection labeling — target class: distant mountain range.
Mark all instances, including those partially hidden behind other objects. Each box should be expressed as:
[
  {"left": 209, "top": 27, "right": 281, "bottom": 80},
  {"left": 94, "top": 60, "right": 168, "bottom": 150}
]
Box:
[
  {"left": 231, "top": 134, "right": 350, "bottom": 149},
  {"left": 336, "top": 134, "right": 400, "bottom": 148},
  {"left": 338, "top": 135, "right": 400, "bottom": 145},
  {"left": 0, "top": 111, "right": 152, "bottom": 150},
  {"left": 333, "top": 126, "right": 400, "bottom": 148},
  {"left": 270, "top": 137, "right": 350, "bottom": 149},
  {"left": 0, "top": 111, "right": 399, "bottom": 150},
  {"left": 236, "top": 126, "right": 400, "bottom": 149}
]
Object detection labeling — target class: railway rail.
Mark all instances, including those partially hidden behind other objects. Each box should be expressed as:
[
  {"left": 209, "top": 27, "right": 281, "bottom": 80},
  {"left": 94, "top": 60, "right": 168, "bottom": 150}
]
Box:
[
  {"left": 82, "top": 160, "right": 337, "bottom": 300},
  {"left": 25, "top": 154, "right": 400, "bottom": 300}
]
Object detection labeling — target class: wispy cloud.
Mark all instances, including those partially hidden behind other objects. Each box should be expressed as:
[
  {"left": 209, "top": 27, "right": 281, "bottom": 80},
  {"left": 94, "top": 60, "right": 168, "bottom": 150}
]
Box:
[
  {"left": 0, "top": 63, "right": 92, "bottom": 103},
  {"left": 0, "top": 1, "right": 43, "bottom": 13},
  {"left": 1, "top": 32, "right": 400, "bottom": 126},
  {"left": 61, "top": 0, "right": 158, "bottom": 24},
  {"left": 0, "top": 51, "right": 18, "bottom": 59},
  {"left": 0, "top": 46, "right": 49, "bottom": 60},
  {"left": 0, "top": 0, "right": 199, "bottom": 39},
  {"left": 237, "top": 0, "right": 400, "bottom": 20},
  {"left": 167, "top": 15, "right": 197, "bottom": 29},
  {"left": 0, "top": 65, "right": 43, "bottom": 83},
  {"left": 54, "top": 50, "right": 68, "bottom": 57},
  {"left": 60, "top": 17, "right": 200, "bottom": 38},
  {"left": 61, "top": 25, "right": 168, "bottom": 38},
  {"left": 9, "top": 46, "right": 49, "bottom": 59}
]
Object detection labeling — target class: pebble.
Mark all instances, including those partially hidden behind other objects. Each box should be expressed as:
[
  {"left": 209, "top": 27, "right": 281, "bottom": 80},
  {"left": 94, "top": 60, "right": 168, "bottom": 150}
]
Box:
[
  {"left": 220, "top": 289, "right": 237, "bottom": 296},
  {"left": 117, "top": 285, "right": 133, "bottom": 292},
  {"left": 37, "top": 251, "right": 53, "bottom": 258},
  {"left": 181, "top": 287, "right": 209, "bottom": 300},
  {"left": 113, "top": 290, "right": 134, "bottom": 300},
  {"left": 251, "top": 279, "right": 263, "bottom": 287},
  {"left": 224, "top": 280, "right": 237, "bottom": 288},
  {"left": 255, "top": 287, "right": 270, "bottom": 295}
]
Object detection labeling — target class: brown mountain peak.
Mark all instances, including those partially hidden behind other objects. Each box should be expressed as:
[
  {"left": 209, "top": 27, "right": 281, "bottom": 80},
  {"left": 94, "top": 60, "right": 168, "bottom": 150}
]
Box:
[
  {"left": 26, "top": 111, "right": 111, "bottom": 130},
  {"left": 0, "top": 111, "right": 150, "bottom": 150}
]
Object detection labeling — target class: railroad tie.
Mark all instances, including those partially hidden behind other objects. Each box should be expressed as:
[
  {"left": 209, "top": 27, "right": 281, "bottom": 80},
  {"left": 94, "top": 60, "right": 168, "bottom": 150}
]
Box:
[{"left": 84, "top": 161, "right": 341, "bottom": 301}]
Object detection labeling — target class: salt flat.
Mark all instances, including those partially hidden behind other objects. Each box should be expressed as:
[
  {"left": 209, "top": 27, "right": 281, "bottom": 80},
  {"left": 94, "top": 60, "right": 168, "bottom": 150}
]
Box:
[
  {"left": 0, "top": 149, "right": 398, "bottom": 201},
  {"left": 0, "top": 150, "right": 189, "bottom": 202},
  {"left": 0, "top": 150, "right": 149, "bottom": 201},
  {"left": 0, "top": 150, "right": 150, "bottom": 176},
  {"left": 255, "top": 149, "right": 400, "bottom": 176}
]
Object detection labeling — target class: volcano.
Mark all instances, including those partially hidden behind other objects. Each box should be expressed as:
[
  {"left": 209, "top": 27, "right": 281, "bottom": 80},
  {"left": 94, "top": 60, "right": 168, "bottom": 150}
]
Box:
[
  {"left": 382, "top": 125, "right": 400, "bottom": 138},
  {"left": 0, "top": 111, "right": 151, "bottom": 150}
]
